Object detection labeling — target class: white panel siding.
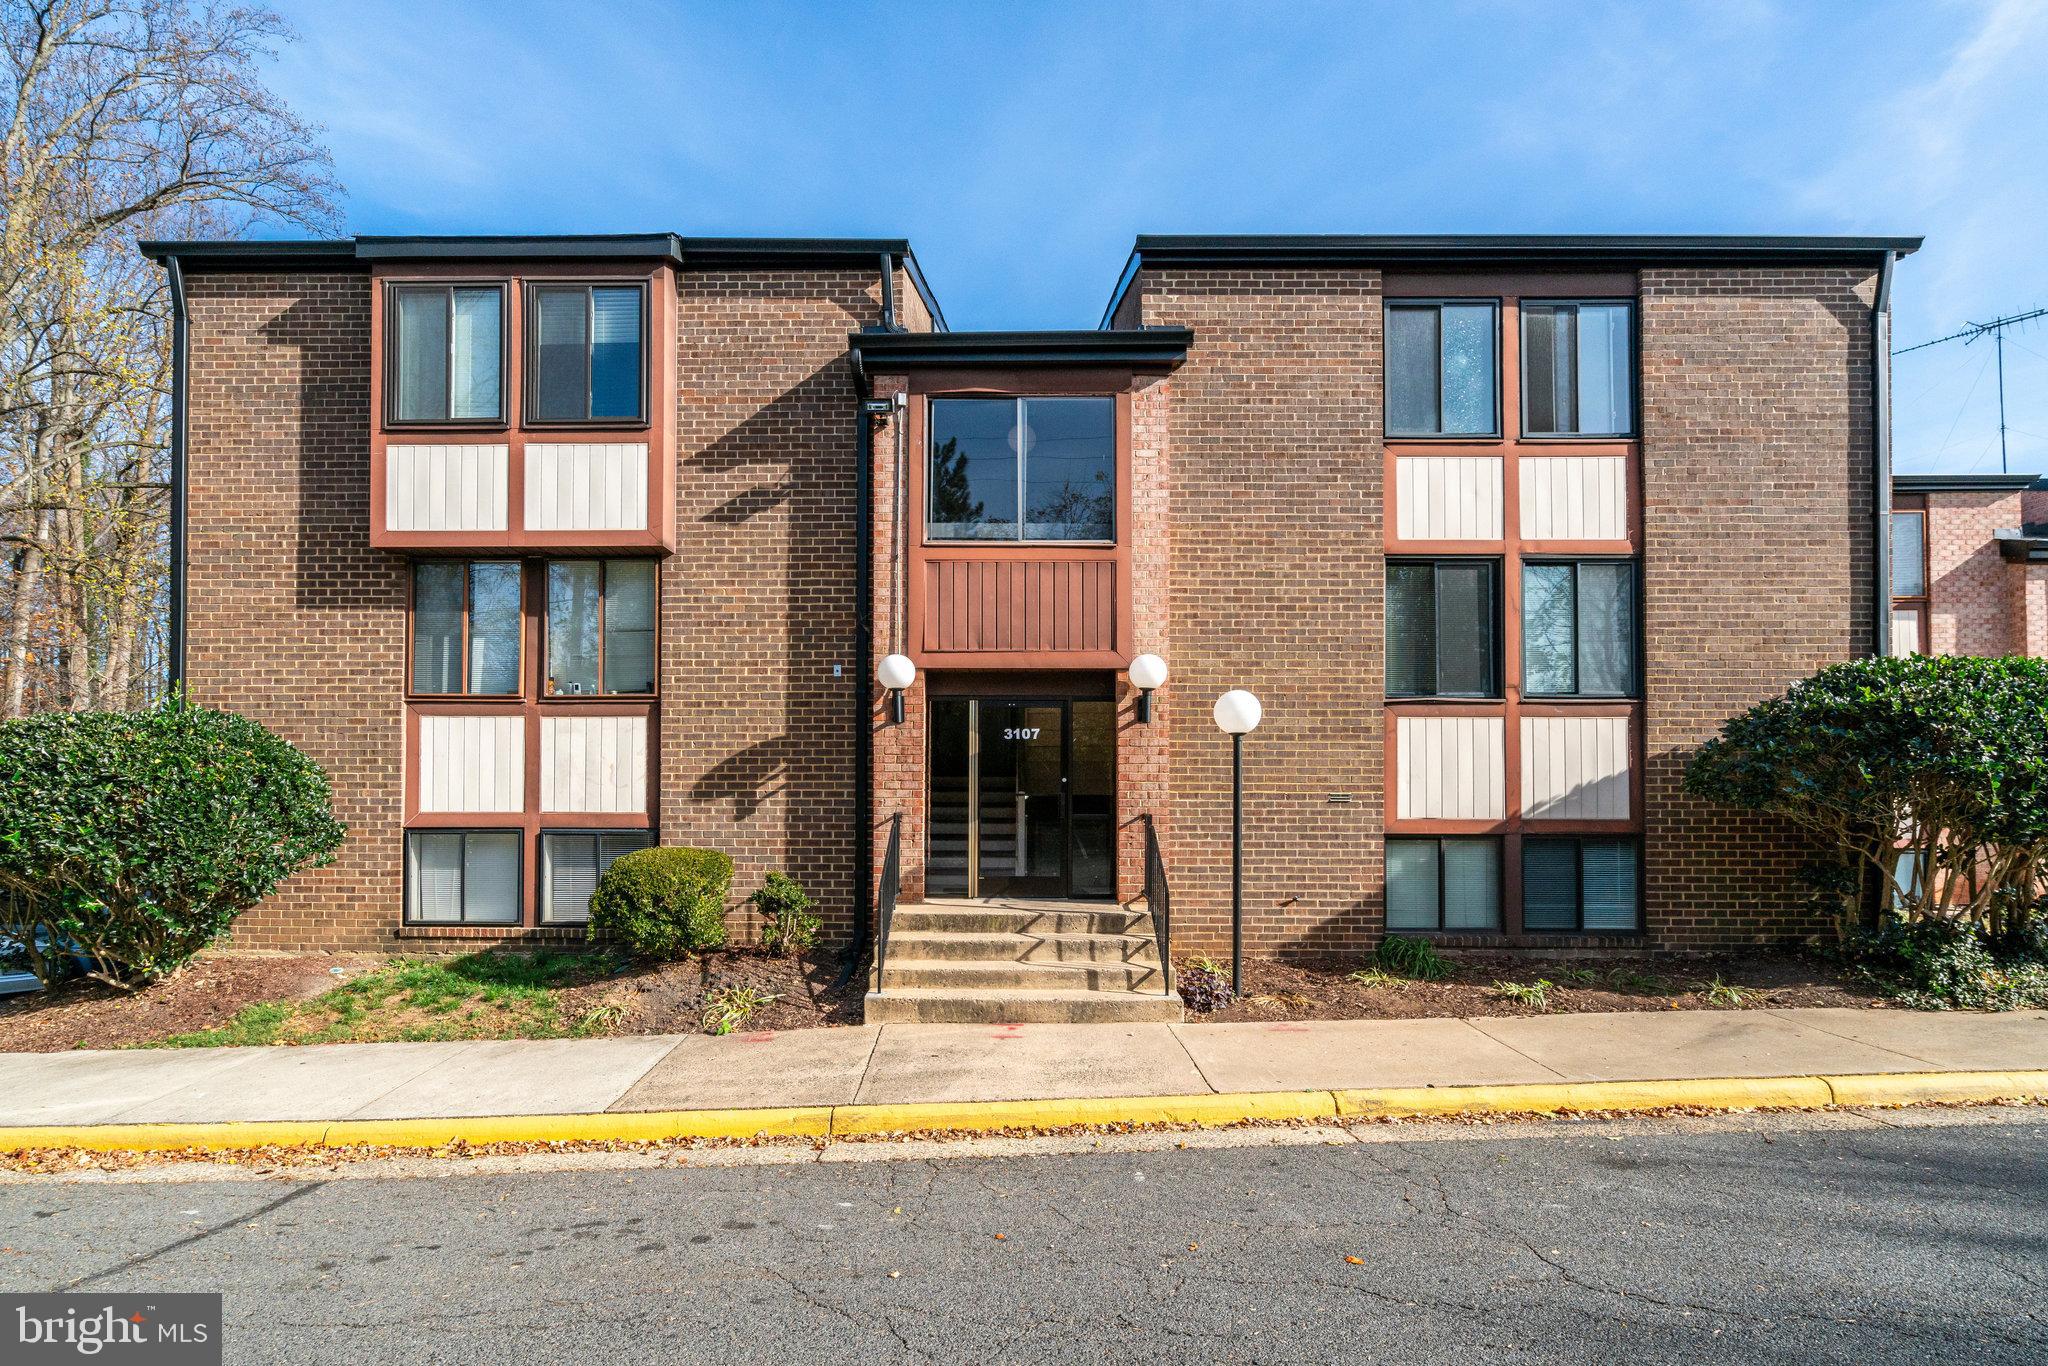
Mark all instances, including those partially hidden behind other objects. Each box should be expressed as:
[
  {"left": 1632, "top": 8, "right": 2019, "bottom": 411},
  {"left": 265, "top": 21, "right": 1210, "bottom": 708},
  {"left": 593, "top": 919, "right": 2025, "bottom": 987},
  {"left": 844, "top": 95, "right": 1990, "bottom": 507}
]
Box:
[
  {"left": 525, "top": 443, "right": 649, "bottom": 532},
  {"left": 1394, "top": 456, "right": 1503, "bottom": 541},
  {"left": 541, "top": 714, "right": 648, "bottom": 813},
  {"left": 417, "top": 714, "right": 523, "bottom": 813},
  {"left": 1520, "top": 715, "right": 1632, "bottom": 820},
  {"left": 1395, "top": 715, "right": 1505, "bottom": 821},
  {"left": 386, "top": 444, "right": 509, "bottom": 532},
  {"left": 1519, "top": 456, "right": 1629, "bottom": 541}
]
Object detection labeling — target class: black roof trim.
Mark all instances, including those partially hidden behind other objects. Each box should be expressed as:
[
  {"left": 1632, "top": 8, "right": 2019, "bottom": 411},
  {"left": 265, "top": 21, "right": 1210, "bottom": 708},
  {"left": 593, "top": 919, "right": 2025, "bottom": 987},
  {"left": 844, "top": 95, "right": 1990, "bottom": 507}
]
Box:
[
  {"left": 1995, "top": 526, "right": 2048, "bottom": 562},
  {"left": 1894, "top": 472, "right": 2042, "bottom": 493},
  {"left": 138, "top": 233, "right": 928, "bottom": 274},
  {"left": 1101, "top": 234, "right": 1925, "bottom": 328},
  {"left": 849, "top": 328, "right": 1192, "bottom": 370}
]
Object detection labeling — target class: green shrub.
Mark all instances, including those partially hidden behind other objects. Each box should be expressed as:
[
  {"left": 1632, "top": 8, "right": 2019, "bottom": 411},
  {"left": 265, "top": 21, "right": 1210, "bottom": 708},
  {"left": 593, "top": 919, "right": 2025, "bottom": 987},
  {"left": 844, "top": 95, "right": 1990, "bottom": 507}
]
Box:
[
  {"left": 750, "top": 872, "right": 819, "bottom": 957},
  {"left": 1375, "top": 935, "right": 1452, "bottom": 981},
  {"left": 1837, "top": 918, "right": 2048, "bottom": 1010},
  {"left": 0, "top": 701, "right": 346, "bottom": 988},
  {"left": 1685, "top": 655, "right": 2048, "bottom": 938},
  {"left": 701, "top": 984, "right": 778, "bottom": 1035},
  {"left": 588, "top": 846, "right": 732, "bottom": 958}
]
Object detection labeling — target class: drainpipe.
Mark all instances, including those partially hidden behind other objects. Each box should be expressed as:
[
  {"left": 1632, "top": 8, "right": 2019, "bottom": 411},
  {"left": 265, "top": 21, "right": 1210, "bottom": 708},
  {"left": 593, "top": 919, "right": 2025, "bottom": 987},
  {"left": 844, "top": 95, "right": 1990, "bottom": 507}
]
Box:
[
  {"left": 841, "top": 350, "right": 876, "bottom": 985},
  {"left": 1872, "top": 249, "right": 1896, "bottom": 660},
  {"left": 166, "top": 254, "right": 190, "bottom": 701}
]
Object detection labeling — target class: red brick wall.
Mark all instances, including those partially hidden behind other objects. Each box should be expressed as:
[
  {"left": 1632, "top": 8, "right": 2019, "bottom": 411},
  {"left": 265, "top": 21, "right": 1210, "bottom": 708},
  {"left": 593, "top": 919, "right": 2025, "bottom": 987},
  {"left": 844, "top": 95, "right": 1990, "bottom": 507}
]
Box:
[
  {"left": 184, "top": 269, "right": 403, "bottom": 950},
  {"left": 1638, "top": 266, "right": 1877, "bottom": 947},
  {"left": 1922, "top": 490, "right": 2024, "bottom": 656},
  {"left": 661, "top": 268, "right": 886, "bottom": 937},
  {"left": 1133, "top": 267, "right": 1387, "bottom": 955}
]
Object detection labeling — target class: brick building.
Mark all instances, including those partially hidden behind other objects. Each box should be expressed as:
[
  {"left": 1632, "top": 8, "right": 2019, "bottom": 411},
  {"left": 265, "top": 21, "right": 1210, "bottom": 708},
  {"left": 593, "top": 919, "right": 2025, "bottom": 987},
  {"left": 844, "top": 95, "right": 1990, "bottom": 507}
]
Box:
[
  {"left": 1889, "top": 472, "right": 2048, "bottom": 658},
  {"left": 148, "top": 233, "right": 1918, "bottom": 1022}
]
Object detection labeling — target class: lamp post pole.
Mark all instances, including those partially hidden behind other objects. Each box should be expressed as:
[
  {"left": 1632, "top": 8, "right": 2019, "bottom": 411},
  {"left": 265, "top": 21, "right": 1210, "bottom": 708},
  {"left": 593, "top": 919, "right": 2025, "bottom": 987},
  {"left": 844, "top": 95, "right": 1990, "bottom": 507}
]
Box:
[
  {"left": 1231, "top": 730, "right": 1244, "bottom": 997},
  {"left": 1211, "top": 689, "right": 1261, "bottom": 1000}
]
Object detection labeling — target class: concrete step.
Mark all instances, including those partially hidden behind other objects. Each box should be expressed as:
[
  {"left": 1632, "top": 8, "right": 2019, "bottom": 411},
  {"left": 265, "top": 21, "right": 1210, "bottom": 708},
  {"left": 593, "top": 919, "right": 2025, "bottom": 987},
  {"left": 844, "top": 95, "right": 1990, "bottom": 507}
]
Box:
[
  {"left": 886, "top": 930, "right": 1160, "bottom": 965},
  {"left": 863, "top": 987, "right": 1184, "bottom": 1025},
  {"left": 891, "top": 904, "right": 1151, "bottom": 936},
  {"left": 879, "top": 958, "right": 1164, "bottom": 992}
]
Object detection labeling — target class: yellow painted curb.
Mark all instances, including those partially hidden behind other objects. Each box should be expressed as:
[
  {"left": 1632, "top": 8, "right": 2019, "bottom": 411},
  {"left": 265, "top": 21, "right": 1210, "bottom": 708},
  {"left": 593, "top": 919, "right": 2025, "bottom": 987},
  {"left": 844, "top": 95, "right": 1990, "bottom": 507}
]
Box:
[
  {"left": 1, "top": 1070, "right": 2041, "bottom": 1155},
  {"left": 1823, "top": 1069, "right": 2048, "bottom": 1108},
  {"left": 0, "top": 1106, "right": 832, "bottom": 1154},
  {"left": 829, "top": 1089, "right": 1338, "bottom": 1137}
]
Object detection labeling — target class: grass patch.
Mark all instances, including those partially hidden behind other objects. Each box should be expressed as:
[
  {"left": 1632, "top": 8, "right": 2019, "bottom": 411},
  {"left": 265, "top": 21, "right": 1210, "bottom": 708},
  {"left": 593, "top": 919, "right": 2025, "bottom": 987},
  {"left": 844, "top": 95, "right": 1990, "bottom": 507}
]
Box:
[
  {"left": 1490, "top": 979, "right": 1556, "bottom": 1011},
  {"left": 149, "top": 951, "right": 610, "bottom": 1048},
  {"left": 1374, "top": 935, "right": 1452, "bottom": 982}
]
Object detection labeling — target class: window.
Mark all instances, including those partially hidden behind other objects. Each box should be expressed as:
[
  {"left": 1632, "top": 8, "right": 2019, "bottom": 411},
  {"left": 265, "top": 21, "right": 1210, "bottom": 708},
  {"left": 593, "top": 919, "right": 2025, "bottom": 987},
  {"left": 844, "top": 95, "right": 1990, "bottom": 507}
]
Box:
[
  {"left": 1387, "top": 560, "right": 1500, "bottom": 697},
  {"left": 1521, "top": 302, "right": 1635, "bottom": 437},
  {"left": 927, "top": 396, "right": 1114, "bottom": 541},
  {"left": 1889, "top": 510, "right": 1927, "bottom": 657},
  {"left": 526, "top": 283, "right": 647, "bottom": 424},
  {"left": 387, "top": 284, "right": 505, "bottom": 424},
  {"left": 545, "top": 559, "right": 656, "bottom": 696},
  {"left": 541, "top": 830, "right": 652, "bottom": 924},
  {"left": 1386, "top": 837, "right": 1501, "bottom": 931},
  {"left": 411, "top": 561, "right": 522, "bottom": 695},
  {"left": 405, "top": 830, "right": 521, "bottom": 924},
  {"left": 1386, "top": 301, "right": 1499, "bottom": 437},
  {"left": 1522, "top": 837, "right": 1639, "bottom": 932},
  {"left": 1522, "top": 561, "right": 1637, "bottom": 697}
]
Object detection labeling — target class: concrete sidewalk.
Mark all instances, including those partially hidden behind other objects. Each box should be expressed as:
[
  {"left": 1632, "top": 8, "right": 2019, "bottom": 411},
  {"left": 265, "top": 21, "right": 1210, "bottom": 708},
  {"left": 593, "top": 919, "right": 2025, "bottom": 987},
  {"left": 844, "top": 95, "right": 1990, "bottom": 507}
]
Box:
[{"left": 1, "top": 1007, "right": 2044, "bottom": 1137}]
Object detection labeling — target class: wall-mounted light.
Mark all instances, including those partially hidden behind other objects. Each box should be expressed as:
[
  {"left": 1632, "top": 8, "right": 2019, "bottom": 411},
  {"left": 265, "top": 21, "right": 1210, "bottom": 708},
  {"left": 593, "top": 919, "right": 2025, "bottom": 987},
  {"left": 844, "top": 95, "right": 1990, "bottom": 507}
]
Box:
[
  {"left": 877, "top": 653, "right": 916, "bottom": 725},
  {"left": 1129, "top": 653, "right": 1168, "bottom": 724}
]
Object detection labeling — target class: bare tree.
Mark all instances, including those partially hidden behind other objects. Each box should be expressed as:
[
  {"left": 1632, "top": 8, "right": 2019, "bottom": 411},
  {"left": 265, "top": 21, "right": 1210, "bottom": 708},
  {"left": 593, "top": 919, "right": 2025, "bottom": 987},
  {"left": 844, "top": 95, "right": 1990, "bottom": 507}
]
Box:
[{"left": 0, "top": 0, "right": 340, "bottom": 715}]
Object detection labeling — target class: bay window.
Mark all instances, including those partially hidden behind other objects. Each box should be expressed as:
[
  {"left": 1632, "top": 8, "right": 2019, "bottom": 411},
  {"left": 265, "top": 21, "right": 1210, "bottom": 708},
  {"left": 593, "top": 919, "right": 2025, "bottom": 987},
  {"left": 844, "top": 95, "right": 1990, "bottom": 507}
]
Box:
[{"left": 927, "top": 396, "right": 1114, "bottom": 541}]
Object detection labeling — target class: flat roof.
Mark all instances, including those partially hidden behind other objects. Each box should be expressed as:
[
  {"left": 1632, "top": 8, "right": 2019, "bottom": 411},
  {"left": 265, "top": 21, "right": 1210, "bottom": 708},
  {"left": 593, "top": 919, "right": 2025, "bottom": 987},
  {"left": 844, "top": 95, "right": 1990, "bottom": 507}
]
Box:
[
  {"left": 849, "top": 328, "right": 1193, "bottom": 372},
  {"left": 1893, "top": 472, "right": 2042, "bottom": 493},
  {"left": 140, "top": 234, "right": 946, "bottom": 330},
  {"left": 1100, "top": 233, "right": 1924, "bottom": 327}
]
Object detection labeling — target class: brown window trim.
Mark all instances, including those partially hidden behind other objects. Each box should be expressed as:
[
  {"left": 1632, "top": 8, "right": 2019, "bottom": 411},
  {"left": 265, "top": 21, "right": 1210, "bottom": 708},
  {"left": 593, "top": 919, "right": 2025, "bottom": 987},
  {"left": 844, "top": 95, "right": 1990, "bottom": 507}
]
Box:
[
  {"left": 922, "top": 393, "right": 1119, "bottom": 546},
  {"left": 1385, "top": 834, "right": 1505, "bottom": 933},
  {"left": 543, "top": 557, "right": 661, "bottom": 700},
  {"left": 522, "top": 279, "right": 653, "bottom": 429},
  {"left": 1386, "top": 556, "right": 1505, "bottom": 700},
  {"left": 382, "top": 281, "right": 511, "bottom": 430},
  {"left": 406, "top": 559, "right": 525, "bottom": 699},
  {"left": 1383, "top": 298, "right": 1505, "bottom": 441},
  {"left": 1516, "top": 298, "right": 1640, "bottom": 440},
  {"left": 402, "top": 827, "right": 524, "bottom": 927}
]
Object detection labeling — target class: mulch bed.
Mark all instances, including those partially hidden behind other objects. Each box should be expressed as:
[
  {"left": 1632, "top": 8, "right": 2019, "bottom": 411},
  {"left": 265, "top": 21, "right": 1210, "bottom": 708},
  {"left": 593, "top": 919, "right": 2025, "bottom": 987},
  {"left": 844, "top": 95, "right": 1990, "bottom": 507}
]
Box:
[
  {"left": 1184, "top": 950, "right": 1887, "bottom": 1024},
  {"left": 0, "top": 954, "right": 361, "bottom": 1053},
  {"left": 559, "top": 946, "right": 866, "bottom": 1033}
]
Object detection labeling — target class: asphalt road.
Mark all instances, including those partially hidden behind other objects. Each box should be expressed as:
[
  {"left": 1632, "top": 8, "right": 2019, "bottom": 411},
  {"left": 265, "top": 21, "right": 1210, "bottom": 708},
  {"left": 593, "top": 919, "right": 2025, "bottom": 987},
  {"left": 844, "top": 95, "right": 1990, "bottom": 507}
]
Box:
[{"left": 4, "top": 1113, "right": 2045, "bottom": 1364}]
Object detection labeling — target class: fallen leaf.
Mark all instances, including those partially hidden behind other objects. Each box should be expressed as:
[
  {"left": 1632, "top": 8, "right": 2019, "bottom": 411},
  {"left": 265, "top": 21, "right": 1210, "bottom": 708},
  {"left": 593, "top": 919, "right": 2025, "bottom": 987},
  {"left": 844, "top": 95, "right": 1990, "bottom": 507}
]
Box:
[
  {"left": 888, "top": 1270, "right": 901, "bottom": 1279},
  {"left": 993, "top": 1233, "right": 1006, "bottom": 1241},
  {"left": 1188, "top": 1243, "right": 1199, "bottom": 1252},
  {"left": 1345, "top": 1255, "right": 1364, "bottom": 1265}
]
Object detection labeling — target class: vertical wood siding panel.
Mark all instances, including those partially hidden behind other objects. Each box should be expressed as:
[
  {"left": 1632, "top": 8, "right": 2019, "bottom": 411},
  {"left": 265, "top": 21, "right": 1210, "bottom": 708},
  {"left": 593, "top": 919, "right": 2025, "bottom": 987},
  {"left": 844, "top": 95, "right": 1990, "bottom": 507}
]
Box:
[
  {"left": 1521, "top": 456, "right": 1628, "bottom": 541},
  {"left": 1522, "top": 715, "right": 1631, "bottom": 819},
  {"left": 388, "top": 445, "right": 509, "bottom": 532},
  {"left": 1395, "top": 457, "right": 1502, "bottom": 540},
  {"left": 417, "top": 714, "right": 521, "bottom": 813},
  {"left": 1397, "top": 715, "right": 1505, "bottom": 820},
  {"left": 524, "top": 444, "right": 649, "bottom": 532},
  {"left": 540, "top": 715, "right": 647, "bottom": 813}
]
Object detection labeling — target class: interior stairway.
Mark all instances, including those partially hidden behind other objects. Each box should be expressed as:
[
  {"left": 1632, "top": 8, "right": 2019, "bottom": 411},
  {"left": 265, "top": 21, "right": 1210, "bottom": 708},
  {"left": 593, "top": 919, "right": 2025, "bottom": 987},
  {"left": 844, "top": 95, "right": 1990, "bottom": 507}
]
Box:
[{"left": 865, "top": 898, "right": 1184, "bottom": 1024}]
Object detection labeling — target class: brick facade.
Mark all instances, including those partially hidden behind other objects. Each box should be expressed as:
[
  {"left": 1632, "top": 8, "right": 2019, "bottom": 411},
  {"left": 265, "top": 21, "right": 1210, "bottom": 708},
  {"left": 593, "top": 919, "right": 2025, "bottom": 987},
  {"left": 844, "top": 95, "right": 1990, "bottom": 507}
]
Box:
[
  {"left": 184, "top": 270, "right": 401, "bottom": 949},
  {"left": 176, "top": 237, "right": 1895, "bottom": 958},
  {"left": 1638, "top": 267, "right": 1877, "bottom": 947}
]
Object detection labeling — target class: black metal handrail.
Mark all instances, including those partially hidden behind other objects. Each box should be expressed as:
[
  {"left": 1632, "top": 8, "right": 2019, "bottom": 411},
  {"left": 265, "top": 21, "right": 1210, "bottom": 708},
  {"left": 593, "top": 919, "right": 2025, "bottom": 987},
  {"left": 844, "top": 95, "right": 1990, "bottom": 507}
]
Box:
[
  {"left": 1144, "top": 814, "right": 1174, "bottom": 997},
  {"left": 873, "top": 813, "right": 903, "bottom": 993}
]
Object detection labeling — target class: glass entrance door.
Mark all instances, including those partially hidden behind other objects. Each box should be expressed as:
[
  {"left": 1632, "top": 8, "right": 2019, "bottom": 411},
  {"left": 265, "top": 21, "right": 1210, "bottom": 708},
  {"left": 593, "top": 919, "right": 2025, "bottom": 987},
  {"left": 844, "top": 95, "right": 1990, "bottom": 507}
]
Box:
[{"left": 925, "top": 696, "right": 1115, "bottom": 900}]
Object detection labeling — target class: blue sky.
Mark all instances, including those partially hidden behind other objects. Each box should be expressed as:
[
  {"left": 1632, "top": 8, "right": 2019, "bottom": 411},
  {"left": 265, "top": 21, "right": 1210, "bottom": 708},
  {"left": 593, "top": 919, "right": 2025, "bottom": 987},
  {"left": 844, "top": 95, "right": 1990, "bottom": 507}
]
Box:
[{"left": 264, "top": 0, "right": 2047, "bottom": 476}]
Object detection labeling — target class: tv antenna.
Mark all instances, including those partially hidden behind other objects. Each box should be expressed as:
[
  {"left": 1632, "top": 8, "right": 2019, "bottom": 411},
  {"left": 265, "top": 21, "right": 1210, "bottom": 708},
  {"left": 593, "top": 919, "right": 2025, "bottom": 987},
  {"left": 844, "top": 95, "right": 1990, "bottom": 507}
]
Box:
[{"left": 1894, "top": 307, "right": 2047, "bottom": 472}]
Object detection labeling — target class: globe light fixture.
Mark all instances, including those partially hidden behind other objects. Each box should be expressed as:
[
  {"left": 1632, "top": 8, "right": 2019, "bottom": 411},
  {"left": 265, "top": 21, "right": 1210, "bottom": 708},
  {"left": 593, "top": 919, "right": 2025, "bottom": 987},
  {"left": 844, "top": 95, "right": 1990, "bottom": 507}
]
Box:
[
  {"left": 877, "top": 654, "right": 916, "bottom": 724},
  {"left": 1211, "top": 688, "right": 1263, "bottom": 994},
  {"left": 1129, "top": 653, "right": 1168, "bottom": 723}
]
